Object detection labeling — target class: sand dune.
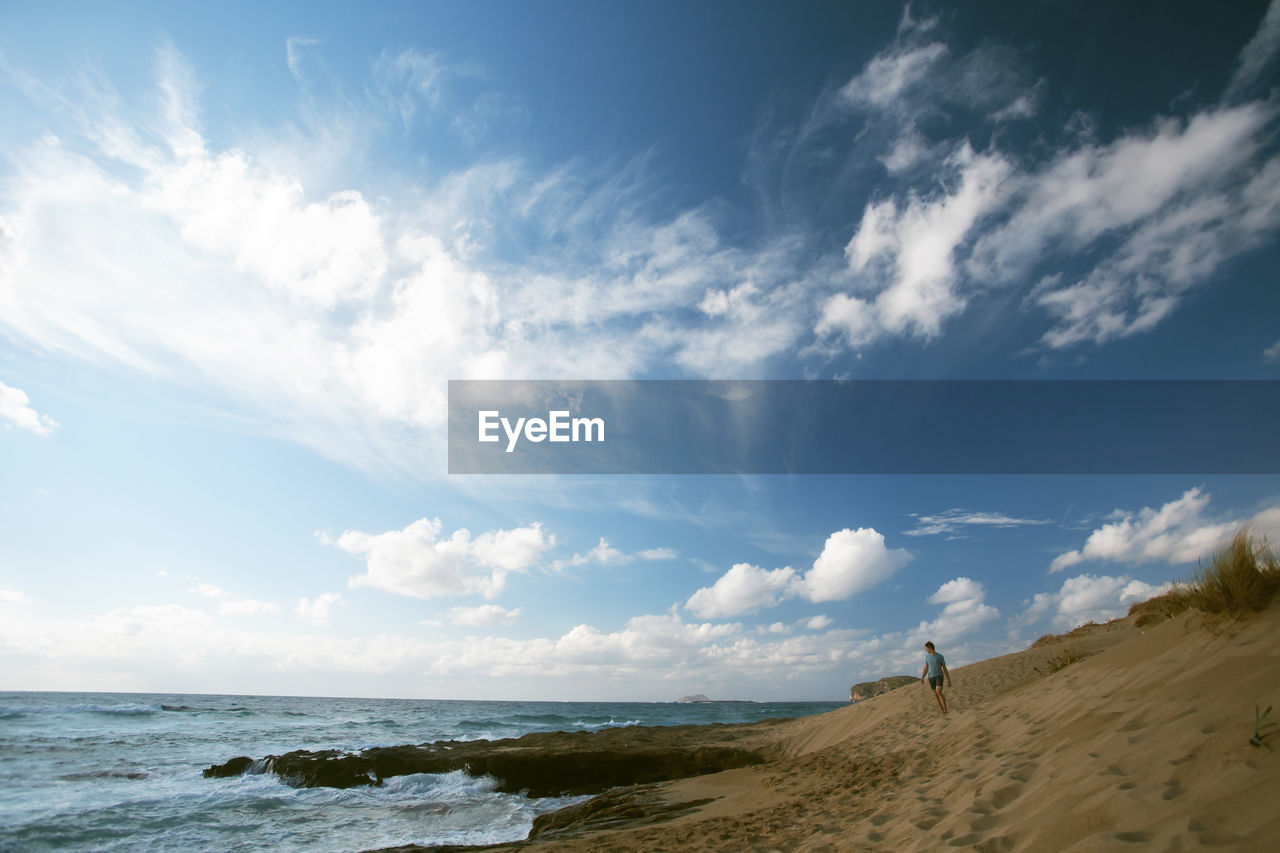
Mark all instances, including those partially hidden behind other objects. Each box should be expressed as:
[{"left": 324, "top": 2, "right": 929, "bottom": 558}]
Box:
[{"left": 501, "top": 604, "right": 1280, "bottom": 851}]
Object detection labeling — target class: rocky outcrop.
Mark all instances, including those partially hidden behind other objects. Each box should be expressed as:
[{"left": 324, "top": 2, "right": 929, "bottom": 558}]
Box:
[
  {"left": 675, "top": 694, "right": 711, "bottom": 703},
  {"left": 205, "top": 722, "right": 780, "bottom": 798},
  {"left": 849, "top": 675, "right": 917, "bottom": 702}
]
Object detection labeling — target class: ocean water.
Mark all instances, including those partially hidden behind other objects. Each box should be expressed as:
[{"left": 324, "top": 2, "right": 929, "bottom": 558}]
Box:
[{"left": 0, "top": 692, "right": 844, "bottom": 852}]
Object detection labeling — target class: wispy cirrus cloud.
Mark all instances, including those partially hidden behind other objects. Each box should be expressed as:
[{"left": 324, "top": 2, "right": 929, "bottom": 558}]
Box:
[
  {"left": 550, "top": 538, "right": 677, "bottom": 573},
  {"left": 903, "top": 509, "right": 1049, "bottom": 538}
]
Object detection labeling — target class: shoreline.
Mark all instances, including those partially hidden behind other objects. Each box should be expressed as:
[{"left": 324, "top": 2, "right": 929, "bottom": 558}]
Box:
[{"left": 334, "top": 602, "right": 1280, "bottom": 851}]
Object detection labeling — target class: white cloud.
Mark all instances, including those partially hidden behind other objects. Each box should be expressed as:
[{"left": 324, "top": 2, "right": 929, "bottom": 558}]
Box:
[
  {"left": 0, "top": 589, "right": 31, "bottom": 606},
  {"left": 685, "top": 527, "right": 911, "bottom": 617},
  {"left": 219, "top": 598, "right": 278, "bottom": 616},
  {"left": 193, "top": 584, "right": 224, "bottom": 598},
  {"left": 904, "top": 509, "right": 1048, "bottom": 537},
  {"left": 819, "top": 9, "right": 1280, "bottom": 354},
  {"left": 296, "top": 592, "right": 344, "bottom": 625},
  {"left": 1264, "top": 338, "right": 1280, "bottom": 363},
  {"left": 1049, "top": 487, "right": 1240, "bottom": 572},
  {"left": 285, "top": 37, "right": 323, "bottom": 81},
  {"left": 336, "top": 518, "right": 553, "bottom": 600},
  {"left": 827, "top": 143, "right": 1011, "bottom": 344},
  {"left": 370, "top": 49, "right": 449, "bottom": 128},
  {"left": 685, "top": 562, "right": 798, "bottom": 619},
  {"left": 1225, "top": 0, "right": 1280, "bottom": 101},
  {"left": 879, "top": 128, "right": 934, "bottom": 174},
  {"left": 804, "top": 614, "right": 832, "bottom": 630},
  {"left": 553, "top": 539, "right": 677, "bottom": 572},
  {"left": 0, "top": 47, "right": 826, "bottom": 479},
  {"left": 0, "top": 380, "right": 59, "bottom": 436},
  {"left": 912, "top": 577, "right": 1000, "bottom": 643},
  {"left": 797, "top": 527, "right": 913, "bottom": 602},
  {"left": 443, "top": 603, "right": 520, "bottom": 627},
  {"left": 1016, "top": 574, "right": 1168, "bottom": 631},
  {"left": 841, "top": 42, "right": 948, "bottom": 109}
]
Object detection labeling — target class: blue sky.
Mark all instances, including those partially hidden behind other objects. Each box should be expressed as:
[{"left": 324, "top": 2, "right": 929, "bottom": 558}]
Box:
[{"left": 1, "top": 0, "right": 1278, "bottom": 701}]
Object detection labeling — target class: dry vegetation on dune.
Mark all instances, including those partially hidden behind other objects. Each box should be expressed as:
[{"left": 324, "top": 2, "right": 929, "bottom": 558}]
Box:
[{"left": 1130, "top": 527, "right": 1280, "bottom": 625}]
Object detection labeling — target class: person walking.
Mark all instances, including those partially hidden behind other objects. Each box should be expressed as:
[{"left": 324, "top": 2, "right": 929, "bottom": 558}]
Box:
[{"left": 921, "top": 641, "right": 952, "bottom": 714}]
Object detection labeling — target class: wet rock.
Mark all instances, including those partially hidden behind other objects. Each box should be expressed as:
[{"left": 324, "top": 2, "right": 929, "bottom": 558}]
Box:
[{"left": 205, "top": 723, "right": 778, "bottom": 797}]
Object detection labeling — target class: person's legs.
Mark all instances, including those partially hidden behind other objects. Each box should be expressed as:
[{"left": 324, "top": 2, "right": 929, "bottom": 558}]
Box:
[{"left": 933, "top": 685, "right": 948, "bottom": 713}]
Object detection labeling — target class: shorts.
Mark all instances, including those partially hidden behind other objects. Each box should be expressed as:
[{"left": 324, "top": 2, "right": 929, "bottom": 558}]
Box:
[{"left": 929, "top": 675, "right": 945, "bottom": 689}]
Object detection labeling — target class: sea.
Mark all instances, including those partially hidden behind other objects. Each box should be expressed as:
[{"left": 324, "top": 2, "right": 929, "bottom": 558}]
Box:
[{"left": 0, "top": 692, "right": 844, "bottom": 852}]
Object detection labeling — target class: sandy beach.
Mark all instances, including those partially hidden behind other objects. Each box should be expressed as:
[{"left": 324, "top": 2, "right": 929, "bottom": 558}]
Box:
[{"left": 366, "top": 599, "right": 1280, "bottom": 852}]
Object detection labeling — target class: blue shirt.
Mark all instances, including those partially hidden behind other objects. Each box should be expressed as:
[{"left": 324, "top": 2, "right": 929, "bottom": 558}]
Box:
[{"left": 925, "top": 652, "right": 946, "bottom": 678}]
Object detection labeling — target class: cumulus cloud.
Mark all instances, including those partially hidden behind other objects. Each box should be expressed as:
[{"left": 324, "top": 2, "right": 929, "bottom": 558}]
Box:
[
  {"left": 297, "top": 592, "right": 344, "bottom": 625},
  {"left": 685, "top": 563, "right": 798, "bottom": 619},
  {"left": 685, "top": 527, "right": 911, "bottom": 617},
  {"left": 833, "top": 143, "right": 1011, "bottom": 341},
  {"left": 911, "top": 577, "right": 1001, "bottom": 643},
  {"left": 1015, "top": 574, "right": 1168, "bottom": 631},
  {"left": 335, "top": 518, "right": 553, "bottom": 600},
  {"left": 797, "top": 527, "right": 913, "bottom": 602},
  {"left": 1049, "top": 487, "right": 1243, "bottom": 572},
  {"left": 0, "top": 380, "right": 59, "bottom": 436}
]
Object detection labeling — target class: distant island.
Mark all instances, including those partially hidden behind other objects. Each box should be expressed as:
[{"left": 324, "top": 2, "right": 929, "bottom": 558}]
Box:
[{"left": 674, "top": 694, "right": 755, "bottom": 704}]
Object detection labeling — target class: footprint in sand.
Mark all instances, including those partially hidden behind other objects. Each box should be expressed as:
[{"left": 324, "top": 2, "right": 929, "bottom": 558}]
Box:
[
  {"left": 1008, "top": 763, "right": 1037, "bottom": 783},
  {"left": 1118, "top": 781, "right": 1137, "bottom": 790},
  {"left": 990, "top": 784, "right": 1023, "bottom": 809},
  {"left": 1115, "top": 831, "right": 1154, "bottom": 842},
  {"left": 1162, "top": 779, "right": 1184, "bottom": 801}
]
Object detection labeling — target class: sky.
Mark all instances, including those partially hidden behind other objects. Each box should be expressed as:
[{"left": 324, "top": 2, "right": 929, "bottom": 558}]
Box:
[{"left": 1, "top": 0, "right": 1278, "bottom": 702}]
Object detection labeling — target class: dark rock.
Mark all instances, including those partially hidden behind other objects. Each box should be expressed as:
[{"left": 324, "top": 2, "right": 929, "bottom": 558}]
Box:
[
  {"left": 202, "top": 755, "right": 255, "bottom": 778},
  {"left": 205, "top": 722, "right": 779, "bottom": 797}
]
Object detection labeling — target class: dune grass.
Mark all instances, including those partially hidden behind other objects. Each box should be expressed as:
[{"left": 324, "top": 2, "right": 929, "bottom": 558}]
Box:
[
  {"left": 1034, "top": 643, "right": 1085, "bottom": 677},
  {"left": 1129, "top": 528, "right": 1280, "bottom": 623}
]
